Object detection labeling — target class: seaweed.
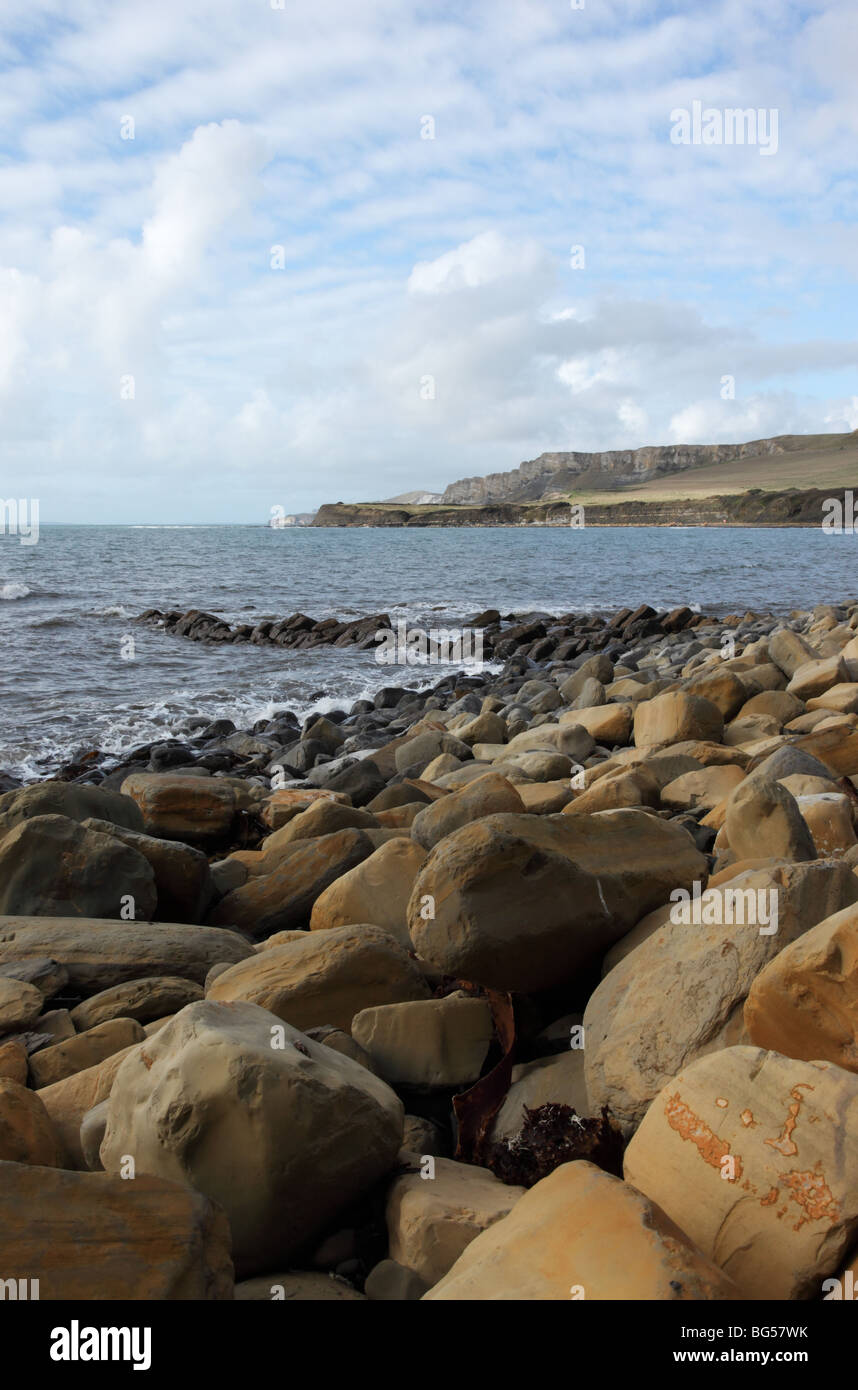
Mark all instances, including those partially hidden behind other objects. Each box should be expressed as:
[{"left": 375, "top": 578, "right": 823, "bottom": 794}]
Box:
[{"left": 486, "top": 1103, "right": 626, "bottom": 1188}]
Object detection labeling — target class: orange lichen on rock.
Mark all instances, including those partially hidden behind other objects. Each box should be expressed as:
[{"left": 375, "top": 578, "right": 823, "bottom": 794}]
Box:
[
  {"left": 765, "top": 1083, "right": 814, "bottom": 1158},
  {"left": 781, "top": 1162, "right": 840, "bottom": 1232},
  {"left": 664, "top": 1092, "right": 742, "bottom": 1181}
]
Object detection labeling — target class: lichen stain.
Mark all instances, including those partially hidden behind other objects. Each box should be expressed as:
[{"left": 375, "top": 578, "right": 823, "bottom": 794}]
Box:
[
  {"left": 760, "top": 1186, "right": 779, "bottom": 1207},
  {"left": 740, "top": 1109, "right": 757, "bottom": 1128},
  {"left": 781, "top": 1162, "right": 840, "bottom": 1232},
  {"left": 764, "top": 1083, "right": 814, "bottom": 1158},
  {"left": 664, "top": 1092, "right": 742, "bottom": 1181}
]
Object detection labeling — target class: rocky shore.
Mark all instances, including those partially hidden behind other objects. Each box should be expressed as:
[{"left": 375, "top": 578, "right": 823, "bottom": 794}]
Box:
[{"left": 4, "top": 597, "right": 858, "bottom": 1300}]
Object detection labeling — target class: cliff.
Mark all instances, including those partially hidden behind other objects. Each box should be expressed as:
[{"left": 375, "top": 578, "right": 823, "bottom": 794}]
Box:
[
  {"left": 439, "top": 433, "right": 851, "bottom": 505},
  {"left": 312, "top": 487, "right": 845, "bottom": 528}
]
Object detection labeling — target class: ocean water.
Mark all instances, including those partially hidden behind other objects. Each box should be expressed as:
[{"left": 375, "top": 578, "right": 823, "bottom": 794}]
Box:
[{"left": 1, "top": 524, "right": 855, "bottom": 781}]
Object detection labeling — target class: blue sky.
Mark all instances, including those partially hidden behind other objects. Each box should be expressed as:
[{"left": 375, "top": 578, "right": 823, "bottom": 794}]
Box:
[{"left": 0, "top": 0, "right": 856, "bottom": 521}]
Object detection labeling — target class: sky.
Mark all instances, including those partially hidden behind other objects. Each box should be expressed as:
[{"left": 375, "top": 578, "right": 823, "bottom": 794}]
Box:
[{"left": 0, "top": 0, "right": 856, "bottom": 522}]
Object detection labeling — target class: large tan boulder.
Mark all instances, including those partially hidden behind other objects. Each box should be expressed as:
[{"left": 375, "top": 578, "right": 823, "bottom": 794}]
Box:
[
  {"left": 0, "top": 781, "right": 143, "bottom": 835},
  {"left": 259, "top": 800, "right": 378, "bottom": 863},
  {"left": 0, "top": 1080, "right": 64, "bottom": 1165},
  {"left": 410, "top": 773, "right": 524, "bottom": 852},
  {"left": 794, "top": 725, "right": 858, "bottom": 776},
  {"left": 120, "top": 773, "right": 239, "bottom": 844},
  {"left": 0, "top": 976, "right": 43, "bottom": 1035},
  {"left": 351, "top": 992, "right": 493, "bottom": 1088},
  {"left": 69, "top": 977, "right": 203, "bottom": 1032},
  {"left": 769, "top": 627, "right": 817, "bottom": 678},
  {"left": 795, "top": 793, "right": 856, "bottom": 855},
  {"left": 0, "top": 1160, "right": 233, "bottom": 1298},
  {"left": 561, "top": 766, "right": 660, "bottom": 815},
  {"left": 787, "top": 655, "right": 848, "bottom": 700},
  {"left": 305, "top": 838, "right": 427, "bottom": 948},
  {"left": 100, "top": 1000, "right": 403, "bottom": 1277},
  {"left": 807, "top": 683, "right": 858, "bottom": 715},
  {"left": 624, "top": 1047, "right": 858, "bottom": 1299},
  {"left": 660, "top": 764, "right": 745, "bottom": 812},
  {"left": 0, "top": 917, "right": 253, "bottom": 995},
  {"left": 81, "top": 818, "right": 213, "bottom": 923},
  {"left": 559, "top": 704, "right": 633, "bottom": 746},
  {"left": 503, "top": 723, "right": 595, "bottom": 761},
  {"left": 423, "top": 1160, "right": 738, "bottom": 1300},
  {"left": 0, "top": 815, "right": 157, "bottom": 920},
  {"left": 30, "top": 1017, "right": 146, "bottom": 1090},
  {"left": 682, "top": 669, "right": 748, "bottom": 720},
  {"left": 207, "top": 923, "right": 431, "bottom": 1032},
  {"left": 387, "top": 1155, "right": 524, "bottom": 1286},
  {"left": 634, "top": 692, "right": 724, "bottom": 748},
  {"left": 408, "top": 810, "right": 707, "bottom": 993},
  {"left": 38, "top": 1045, "right": 141, "bottom": 1168},
  {"left": 491, "top": 1050, "right": 591, "bottom": 1144},
  {"left": 741, "top": 690, "right": 805, "bottom": 724},
  {"left": 724, "top": 777, "right": 817, "bottom": 862},
  {"left": 261, "top": 787, "right": 351, "bottom": 831},
  {"left": 585, "top": 860, "right": 858, "bottom": 1136},
  {"left": 207, "top": 829, "right": 375, "bottom": 939},
  {"left": 744, "top": 902, "right": 858, "bottom": 1070}
]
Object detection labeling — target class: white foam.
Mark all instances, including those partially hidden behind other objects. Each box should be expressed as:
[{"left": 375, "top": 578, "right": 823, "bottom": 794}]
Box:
[{"left": 1, "top": 582, "right": 30, "bottom": 600}]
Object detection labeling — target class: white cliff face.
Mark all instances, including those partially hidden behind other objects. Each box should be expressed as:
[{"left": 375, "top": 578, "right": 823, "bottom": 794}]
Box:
[{"left": 440, "top": 437, "right": 786, "bottom": 505}]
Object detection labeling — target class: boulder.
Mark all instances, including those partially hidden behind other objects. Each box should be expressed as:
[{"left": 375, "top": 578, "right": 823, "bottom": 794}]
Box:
[
  {"left": 259, "top": 800, "right": 378, "bottom": 862},
  {"left": 38, "top": 1045, "right": 142, "bottom": 1168},
  {"left": 768, "top": 628, "right": 817, "bottom": 678},
  {"left": 261, "top": 787, "right": 351, "bottom": 831},
  {"left": 0, "top": 917, "right": 253, "bottom": 995},
  {"left": 0, "top": 1037, "right": 28, "bottom": 1085},
  {"left": 387, "top": 1155, "right": 524, "bottom": 1286},
  {"left": 491, "top": 1050, "right": 591, "bottom": 1144},
  {"left": 408, "top": 810, "right": 707, "bottom": 992},
  {"left": 744, "top": 902, "right": 858, "bottom": 1071},
  {"left": 634, "top": 692, "right": 724, "bottom": 749},
  {"left": 787, "top": 655, "right": 848, "bottom": 701},
  {"left": 411, "top": 773, "right": 525, "bottom": 851},
  {"left": 351, "top": 992, "right": 494, "bottom": 1089},
  {"left": 0, "top": 976, "right": 44, "bottom": 1035},
  {"left": 660, "top": 765, "right": 745, "bottom": 813},
  {"left": 623, "top": 1047, "right": 858, "bottom": 1299},
  {"left": 29, "top": 1017, "right": 146, "bottom": 1089},
  {"left": 561, "top": 766, "right": 660, "bottom": 815},
  {"left": 682, "top": 669, "right": 748, "bottom": 720},
  {"left": 0, "top": 816, "right": 157, "bottom": 920},
  {"left": 70, "top": 977, "right": 204, "bottom": 1032},
  {"left": 0, "top": 1160, "right": 233, "bottom": 1298},
  {"left": 584, "top": 860, "right": 858, "bottom": 1135},
  {"left": 0, "top": 781, "right": 143, "bottom": 835},
  {"left": 0, "top": 1079, "right": 63, "bottom": 1165},
  {"left": 207, "top": 923, "right": 431, "bottom": 1033},
  {"left": 794, "top": 726, "right": 858, "bottom": 777},
  {"left": 807, "top": 684, "right": 858, "bottom": 715},
  {"left": 120, "top": 773, "right": 239, "bottom": 844},
  {"left": 207, "top": 829, "right": 376, "bottom": 940},
  {"left": 724, "top": 776, "right": 817, "bottom": 862},
  {"left": 308, "top": 838, "right": 427, "bottom": 949},
  {"left": 795, "top": 793, "right": 857, "bottom": 855},
  {"left": 423, "top": 1160, "right": 737, "bottom": 1300},
  {"left": 503, "top": 723, "right": 595, "bottom": 761},
  {"left": 100, "top": 1000, "right": 403, "bottom": 1277},
  {"left": 559, "top": 704, "right": 633, "bottom": 746},
  {"left": 81, "top": 818, "right": 213, "bottom": 923}
]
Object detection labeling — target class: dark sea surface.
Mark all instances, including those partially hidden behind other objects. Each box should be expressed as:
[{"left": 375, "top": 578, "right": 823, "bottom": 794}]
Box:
[{"left": 1, "top": 524, "right": 854, "bottom": 780}]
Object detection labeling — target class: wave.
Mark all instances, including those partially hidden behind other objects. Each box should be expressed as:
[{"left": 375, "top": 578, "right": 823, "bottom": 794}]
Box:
[
  {"left": 94, "top": 604, "right": 133, "bottom": 618},
  {"left": 0, "top": 582, "right": 30, "bottom": 600}
]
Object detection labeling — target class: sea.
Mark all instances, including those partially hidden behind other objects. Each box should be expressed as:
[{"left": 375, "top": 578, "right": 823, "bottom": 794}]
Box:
[{"left": 1, "top": 524, "right": 854, "bottom": 782}]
